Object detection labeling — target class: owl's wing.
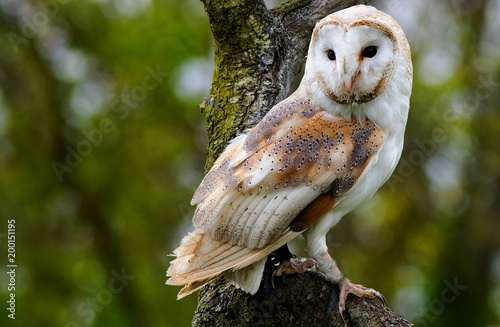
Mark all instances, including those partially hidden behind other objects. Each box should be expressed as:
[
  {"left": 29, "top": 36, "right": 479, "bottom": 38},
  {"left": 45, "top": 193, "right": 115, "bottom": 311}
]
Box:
[{"left": 167, "top": 95, "right": 385, "bottom": 296}]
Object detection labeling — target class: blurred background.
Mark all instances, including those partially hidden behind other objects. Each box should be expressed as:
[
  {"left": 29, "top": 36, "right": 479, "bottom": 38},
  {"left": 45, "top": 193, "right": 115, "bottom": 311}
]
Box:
[{"left": 0, "top": 0, "right": 498, "bottom": 326}]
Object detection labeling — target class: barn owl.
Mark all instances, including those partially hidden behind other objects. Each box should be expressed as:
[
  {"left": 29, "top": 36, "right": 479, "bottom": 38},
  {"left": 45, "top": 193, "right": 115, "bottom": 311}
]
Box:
[{"left": 167, "top": 5, "right": 412, "bottom": 315}]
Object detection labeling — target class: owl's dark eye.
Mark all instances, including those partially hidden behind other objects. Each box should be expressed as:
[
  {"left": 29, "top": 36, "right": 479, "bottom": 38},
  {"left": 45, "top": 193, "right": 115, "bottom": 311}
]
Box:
[
  {"left": 327, "top": 49, "right": 336, "bottom": 61},
  {"left": 362, "top": 46, "right": 377, "bottom": 58}
]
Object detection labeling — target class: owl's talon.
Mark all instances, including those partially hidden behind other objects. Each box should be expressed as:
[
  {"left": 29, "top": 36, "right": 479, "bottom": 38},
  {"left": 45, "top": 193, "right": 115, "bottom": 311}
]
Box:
[
  {"left": 271, "top": 257, "right": 318, "bottom": 288},
  {"left": 338, "top": 305, "right": 345, "bottom": 322},
  {"left": 274, "top": 258, "right": 318, "bottom": 276},
  {"left": 375, "top": 291, "right": 387, "bottom": 307},
  {"left": 337, "top": 278, "right": 386, "bottom": 320},
  {"left": 271, "top": 270, "right": 278, "bottom": 289}
]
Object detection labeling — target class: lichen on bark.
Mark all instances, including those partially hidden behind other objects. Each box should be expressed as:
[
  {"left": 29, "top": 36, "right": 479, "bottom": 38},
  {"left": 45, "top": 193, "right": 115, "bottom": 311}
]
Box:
[{"left": 201, "top": 0, "right": 281, "bottom": 172}]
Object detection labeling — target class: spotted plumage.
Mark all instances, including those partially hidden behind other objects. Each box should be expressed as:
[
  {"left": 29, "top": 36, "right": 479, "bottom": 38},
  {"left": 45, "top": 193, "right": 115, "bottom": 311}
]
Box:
[{"left": 167, "top": 5, "right": 412, "bottom": 313}]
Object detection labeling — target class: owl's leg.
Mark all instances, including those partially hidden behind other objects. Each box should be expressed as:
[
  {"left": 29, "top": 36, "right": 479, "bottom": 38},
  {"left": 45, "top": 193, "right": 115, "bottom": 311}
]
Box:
[{"left": 307, "top": 235, "right": 386, "bottom": 319}]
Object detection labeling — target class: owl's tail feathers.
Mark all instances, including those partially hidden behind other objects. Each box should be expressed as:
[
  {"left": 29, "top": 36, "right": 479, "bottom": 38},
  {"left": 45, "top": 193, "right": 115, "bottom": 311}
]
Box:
[
  {"left": 173, "top": 258, "right": 267, "bottom": 299},
  {"left": 166, "top": 230, "right": 300, "bottom": 299},
  {"left": 224, "top": 257, "right": 267, "bottom": 294}
]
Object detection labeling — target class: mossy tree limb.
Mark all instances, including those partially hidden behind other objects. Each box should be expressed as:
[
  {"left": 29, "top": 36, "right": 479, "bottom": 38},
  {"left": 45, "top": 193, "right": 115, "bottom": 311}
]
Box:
[
  {"left": 194, "top": 0, "right": 414, "bottom": 326},
  {"left": 193, "top": 273, "right": 414, "bottom": 327}
]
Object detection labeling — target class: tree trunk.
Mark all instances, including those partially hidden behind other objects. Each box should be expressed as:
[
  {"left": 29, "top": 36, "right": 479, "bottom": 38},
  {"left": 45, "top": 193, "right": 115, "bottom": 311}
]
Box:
[{"left": 194, "top": 0, "right": 414, "bottom": 325}]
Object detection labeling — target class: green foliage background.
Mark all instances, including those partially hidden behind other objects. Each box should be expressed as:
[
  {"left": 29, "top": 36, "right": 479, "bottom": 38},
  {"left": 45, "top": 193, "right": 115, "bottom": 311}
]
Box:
[{"left": 0, "top": 0, "right": 499, "bottom": 326}]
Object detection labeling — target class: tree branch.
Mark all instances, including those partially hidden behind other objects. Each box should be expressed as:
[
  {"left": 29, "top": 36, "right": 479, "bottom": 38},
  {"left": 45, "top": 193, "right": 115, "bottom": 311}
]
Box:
[
  {"left": 194, "top": 0, "right": 414, "bottom": 325},
  {"left": 200, "top": 0, "right": 277, "bottom": 171},
  {"left": 193, "top": 272, "right": 414, "bottom": 327}
]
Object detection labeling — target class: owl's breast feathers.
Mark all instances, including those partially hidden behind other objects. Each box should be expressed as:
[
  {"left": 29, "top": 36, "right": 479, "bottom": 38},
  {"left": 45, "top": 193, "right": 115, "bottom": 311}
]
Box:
[{"left": 167, "top": 94, "right": 385, "bottom": 297}]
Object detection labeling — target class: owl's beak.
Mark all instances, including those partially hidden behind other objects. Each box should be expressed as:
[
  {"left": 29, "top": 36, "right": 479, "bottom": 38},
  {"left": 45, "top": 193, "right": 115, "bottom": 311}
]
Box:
[{"left": 344, "top": 76, "right": 354, "bottom": 93}]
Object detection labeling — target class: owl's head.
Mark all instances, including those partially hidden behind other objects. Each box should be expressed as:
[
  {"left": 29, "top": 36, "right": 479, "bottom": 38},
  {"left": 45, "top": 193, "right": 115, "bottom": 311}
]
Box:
[{"left": 302, "top": 5, "right": 412, "bottom": 105}]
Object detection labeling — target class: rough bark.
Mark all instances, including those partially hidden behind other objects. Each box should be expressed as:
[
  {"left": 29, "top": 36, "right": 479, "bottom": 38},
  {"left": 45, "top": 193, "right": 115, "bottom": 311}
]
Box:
[
  {"left": 194, "top": 0, "right": 414, "bottom": 326},
  {"left": 193, "top": 273, "right": 414, "bottom": 327}
]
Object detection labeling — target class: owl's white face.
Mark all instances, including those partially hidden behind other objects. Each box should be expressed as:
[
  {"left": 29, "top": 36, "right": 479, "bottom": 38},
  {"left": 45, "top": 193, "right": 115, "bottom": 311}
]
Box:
[
  {"left": 311, "top": 23, "right": 396, "bottom": 104},
  {"left": 299, "top": 5, "right": 412, "bottom": 136}
]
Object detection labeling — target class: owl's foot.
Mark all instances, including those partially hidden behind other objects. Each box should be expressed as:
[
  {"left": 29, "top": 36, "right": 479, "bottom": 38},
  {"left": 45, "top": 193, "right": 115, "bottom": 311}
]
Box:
[
  {"left": 273, "top": 257, "right": 318, "bottom": 276},
  {"left": 271, "top": 257, "right": 318, "bottom": 288},
  {"left": 338, "top": 278, "right": 386, "bottom": 319}
]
